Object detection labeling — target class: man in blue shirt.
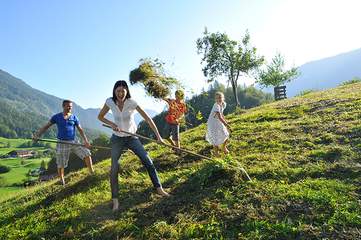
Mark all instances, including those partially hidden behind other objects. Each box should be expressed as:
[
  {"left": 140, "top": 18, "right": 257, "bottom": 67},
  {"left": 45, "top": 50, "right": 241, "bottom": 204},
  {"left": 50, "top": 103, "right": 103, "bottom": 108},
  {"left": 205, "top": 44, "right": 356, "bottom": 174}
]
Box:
[{"left": 33, "top": 100, "right": 94, "bottom": 185}]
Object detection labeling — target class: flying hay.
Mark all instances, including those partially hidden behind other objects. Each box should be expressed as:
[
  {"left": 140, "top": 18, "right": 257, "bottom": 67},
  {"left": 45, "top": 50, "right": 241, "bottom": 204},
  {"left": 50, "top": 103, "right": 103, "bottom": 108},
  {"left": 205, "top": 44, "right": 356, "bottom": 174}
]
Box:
[{"left": 129, "top": 58, "right": 181, "bottom": 99}]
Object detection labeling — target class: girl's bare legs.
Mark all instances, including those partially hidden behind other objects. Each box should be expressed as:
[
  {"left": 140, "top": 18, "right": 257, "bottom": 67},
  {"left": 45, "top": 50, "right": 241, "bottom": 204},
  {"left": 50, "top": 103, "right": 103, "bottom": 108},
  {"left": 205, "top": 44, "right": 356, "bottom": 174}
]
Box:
[{"left": 222, "top": 139, "right": 229, "bottom": 154}]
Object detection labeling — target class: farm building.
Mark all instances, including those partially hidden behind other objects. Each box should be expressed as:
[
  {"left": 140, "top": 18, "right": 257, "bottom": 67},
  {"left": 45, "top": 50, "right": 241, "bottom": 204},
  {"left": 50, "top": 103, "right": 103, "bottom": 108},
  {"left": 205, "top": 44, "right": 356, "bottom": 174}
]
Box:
[{"left": 7, "top": 150, "right": 36, "bottom": 158}]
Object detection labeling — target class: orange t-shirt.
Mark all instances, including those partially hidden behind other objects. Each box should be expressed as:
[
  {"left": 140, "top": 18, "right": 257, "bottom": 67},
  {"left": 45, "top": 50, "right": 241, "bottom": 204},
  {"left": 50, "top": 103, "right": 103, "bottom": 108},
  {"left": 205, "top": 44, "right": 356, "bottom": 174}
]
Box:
[{"left": 165, "top": 99, "right": 187, "bottom": 125}]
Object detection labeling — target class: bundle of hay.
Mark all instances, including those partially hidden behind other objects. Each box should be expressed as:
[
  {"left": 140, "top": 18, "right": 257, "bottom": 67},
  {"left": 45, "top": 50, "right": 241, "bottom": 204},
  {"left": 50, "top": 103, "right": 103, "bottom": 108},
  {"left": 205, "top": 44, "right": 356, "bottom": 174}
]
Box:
[{"left": 129, "top": 58, "right": 181, "bottom": 99}]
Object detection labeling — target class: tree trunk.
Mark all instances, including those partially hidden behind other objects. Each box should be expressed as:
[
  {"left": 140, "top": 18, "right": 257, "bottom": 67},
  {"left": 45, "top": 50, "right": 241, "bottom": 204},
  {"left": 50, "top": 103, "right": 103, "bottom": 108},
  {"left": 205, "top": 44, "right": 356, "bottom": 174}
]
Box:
[{"left": 231, "top": 81, "right": 240, "bottom": 106}]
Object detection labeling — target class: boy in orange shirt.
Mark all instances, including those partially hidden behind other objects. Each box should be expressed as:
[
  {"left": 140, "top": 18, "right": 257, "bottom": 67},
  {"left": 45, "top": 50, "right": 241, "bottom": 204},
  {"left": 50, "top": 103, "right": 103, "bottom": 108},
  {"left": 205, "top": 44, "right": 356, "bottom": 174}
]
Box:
[{"left": 163, "top": 90, "right": 187, "bottom": 152}]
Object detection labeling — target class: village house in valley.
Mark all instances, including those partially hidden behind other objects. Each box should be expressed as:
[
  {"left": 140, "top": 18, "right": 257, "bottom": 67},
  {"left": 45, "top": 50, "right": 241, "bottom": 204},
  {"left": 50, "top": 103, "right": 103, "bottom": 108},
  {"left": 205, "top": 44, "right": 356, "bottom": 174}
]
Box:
[{"left": 7, "top": 150, "right": 36, "bottom": 158}]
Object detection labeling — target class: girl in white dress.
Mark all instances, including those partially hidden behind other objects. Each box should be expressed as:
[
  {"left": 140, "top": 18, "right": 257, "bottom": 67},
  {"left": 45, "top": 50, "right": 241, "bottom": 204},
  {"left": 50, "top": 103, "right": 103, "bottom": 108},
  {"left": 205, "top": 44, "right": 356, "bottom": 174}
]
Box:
[{"left": 206, "top": 92, "right": 230, "bottom": 156}]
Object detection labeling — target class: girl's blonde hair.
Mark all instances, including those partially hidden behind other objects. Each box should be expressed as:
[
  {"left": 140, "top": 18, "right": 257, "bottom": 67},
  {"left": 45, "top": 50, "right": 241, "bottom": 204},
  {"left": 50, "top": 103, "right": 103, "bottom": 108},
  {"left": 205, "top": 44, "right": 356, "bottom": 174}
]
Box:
[
  {"left": 215, "top": 92, "right": 226, "bottom": 107},
  {"left": 215, "top": 92, "right": 225, "bottom": 100}
]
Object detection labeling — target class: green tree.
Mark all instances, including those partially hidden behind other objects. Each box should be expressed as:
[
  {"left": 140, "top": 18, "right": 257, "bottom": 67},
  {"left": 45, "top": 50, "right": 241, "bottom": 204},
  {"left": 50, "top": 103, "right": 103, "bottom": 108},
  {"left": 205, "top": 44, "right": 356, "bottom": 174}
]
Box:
[
  {"left": 91, "top": 134, "right": 111, "bottom": 162},
  {"left": 137, "top": 81, "right": 273, "bottom": 139},
  {"left": 196, "top": 111, "right": 203, "bottom": 121},
  {"left": 196, "top": 29, "right": 264, "bottom": 106},
  {"left": 256, "top": 53, "right": 299, "bottom": 88},
  {"left": 340, "top": 77, "right": 361, "bottom": 86},
  {"left": 40, "top": 160, "right": 46, "bottom": 171}
]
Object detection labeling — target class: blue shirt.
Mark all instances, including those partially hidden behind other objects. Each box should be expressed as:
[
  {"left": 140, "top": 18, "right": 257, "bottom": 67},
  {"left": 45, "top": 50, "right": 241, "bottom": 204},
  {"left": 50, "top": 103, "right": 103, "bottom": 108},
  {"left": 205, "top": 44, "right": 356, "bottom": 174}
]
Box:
[{"left": 50, "top": 113, "right": 80, "bottom": 140}]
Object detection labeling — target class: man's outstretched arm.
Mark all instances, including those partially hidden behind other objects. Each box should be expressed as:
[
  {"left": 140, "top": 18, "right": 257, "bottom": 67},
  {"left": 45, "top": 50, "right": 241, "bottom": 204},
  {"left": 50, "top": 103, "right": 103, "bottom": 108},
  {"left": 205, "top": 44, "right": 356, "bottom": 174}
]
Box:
[
  {"left": 76, "top": 125, "right": 91, "bottom": 148},
  {"left": 33, "top": 122, "right": 54, "bottom": 140}
]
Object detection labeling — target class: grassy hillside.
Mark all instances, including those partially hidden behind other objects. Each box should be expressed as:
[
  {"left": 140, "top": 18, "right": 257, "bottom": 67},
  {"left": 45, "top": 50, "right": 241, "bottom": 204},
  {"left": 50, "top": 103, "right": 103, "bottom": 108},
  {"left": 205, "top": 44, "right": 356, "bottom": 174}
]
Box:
[
  {"left": 0, "top": 83, "right": 360, "bottom": 239},
  {"left": 0, "top": 137, "right": 53, "bottom": 199}
]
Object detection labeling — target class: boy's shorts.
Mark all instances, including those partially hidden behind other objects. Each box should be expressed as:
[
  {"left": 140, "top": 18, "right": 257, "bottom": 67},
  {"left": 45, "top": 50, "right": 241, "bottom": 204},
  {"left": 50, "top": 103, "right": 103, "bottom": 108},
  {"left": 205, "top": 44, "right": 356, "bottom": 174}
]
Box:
[
  {"left": 163, "top": 123, "right": 180, "bottom": 141},
  {"left": 56, "top": 140, "right": 91, "bottom": 168}
]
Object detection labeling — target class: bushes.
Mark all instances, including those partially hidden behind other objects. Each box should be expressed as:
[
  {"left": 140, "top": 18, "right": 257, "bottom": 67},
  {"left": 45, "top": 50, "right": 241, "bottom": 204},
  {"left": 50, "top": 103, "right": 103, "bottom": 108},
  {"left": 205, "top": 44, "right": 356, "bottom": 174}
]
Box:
[
  {"left": 0, "top": 165, "right": 10, "bottom": 174},
  {"left": 19, "top": 141, "right": 48, "bottom": 148},
  {"left": 340, "top": 77, "right": 361, "bottom": 86},
  {"left": 296, "top": 89, "right": 316, "bottom": 96}
]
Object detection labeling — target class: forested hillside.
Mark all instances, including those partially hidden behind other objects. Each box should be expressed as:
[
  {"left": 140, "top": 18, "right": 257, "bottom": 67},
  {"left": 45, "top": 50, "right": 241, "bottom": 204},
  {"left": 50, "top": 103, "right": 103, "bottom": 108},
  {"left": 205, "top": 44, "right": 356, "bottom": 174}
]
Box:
[{"left": 0, "top": 69, "right": 105, "bottom": 138}]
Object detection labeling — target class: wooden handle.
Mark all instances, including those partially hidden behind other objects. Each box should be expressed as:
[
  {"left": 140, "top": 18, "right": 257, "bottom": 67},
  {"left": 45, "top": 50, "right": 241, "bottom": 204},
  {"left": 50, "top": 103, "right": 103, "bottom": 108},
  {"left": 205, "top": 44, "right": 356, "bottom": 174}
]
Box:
[
  {"left": 102, "top": 124, "right": 251, "bottom": 180},
  {"left": 35, "top": 138, "right": 111, "bottom": 150},
  {"left": 102, "top": 124, "right": 213, "bottom": 160}
]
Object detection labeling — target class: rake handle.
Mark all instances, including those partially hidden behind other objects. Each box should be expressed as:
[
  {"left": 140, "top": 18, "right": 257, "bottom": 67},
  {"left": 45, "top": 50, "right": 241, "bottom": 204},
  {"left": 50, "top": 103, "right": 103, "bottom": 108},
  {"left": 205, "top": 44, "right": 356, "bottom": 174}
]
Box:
[
  {"left": 35, "top": 138, "right": 111, "bottom": 150},
  {"left": 102, "top": 124, "right": 213, "bottom": 161},
  {"left": 102, "top": 124, "right": 251, "bottom": 181}
]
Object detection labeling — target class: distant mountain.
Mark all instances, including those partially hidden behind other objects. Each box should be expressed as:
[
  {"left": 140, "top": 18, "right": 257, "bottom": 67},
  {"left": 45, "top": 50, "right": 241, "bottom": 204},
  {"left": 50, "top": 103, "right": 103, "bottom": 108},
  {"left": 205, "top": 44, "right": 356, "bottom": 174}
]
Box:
[
  {"left": 0, "top": 69, "right": 158, "bottom": 139},
  {"left": 286, "top": 48, "right": 361, "bottom": 96}
]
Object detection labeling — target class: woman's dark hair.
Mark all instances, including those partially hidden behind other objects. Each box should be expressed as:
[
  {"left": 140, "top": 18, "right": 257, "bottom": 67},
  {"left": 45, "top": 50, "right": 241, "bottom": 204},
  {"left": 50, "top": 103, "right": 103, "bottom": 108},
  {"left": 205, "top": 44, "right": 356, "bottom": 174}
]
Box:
[{"left": 112, "top": 80, "right": 131, "bottom": 103}]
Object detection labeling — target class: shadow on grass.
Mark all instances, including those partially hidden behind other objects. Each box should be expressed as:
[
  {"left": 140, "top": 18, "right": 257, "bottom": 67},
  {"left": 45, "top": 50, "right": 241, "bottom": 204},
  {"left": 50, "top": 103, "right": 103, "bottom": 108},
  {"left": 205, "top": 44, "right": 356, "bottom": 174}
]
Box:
[
  {"left": 252, "top": 164, "right": 361, "bottom": 183},
  {"left": 133, "top": 162, "right": 241, "bottom": 230},
  {"left": 52, "top": 161, "right": 241, "bottom": 239},
  {"left": 0, "top": 171, "right": 108, "bottom": 227},
  {"left": 2, "top": 160, "right": 245, "bottom": 239},
  {"left": 49, "top": 188, "right": 156, "bottom": 239}
]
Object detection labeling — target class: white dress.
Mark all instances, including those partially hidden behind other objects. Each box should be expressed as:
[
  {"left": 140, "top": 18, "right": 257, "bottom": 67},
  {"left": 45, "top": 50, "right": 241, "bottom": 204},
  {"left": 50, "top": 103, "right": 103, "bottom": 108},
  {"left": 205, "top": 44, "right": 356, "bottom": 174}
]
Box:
[{"left": 206, "top": 102, "right": 229, "bottom": 146}]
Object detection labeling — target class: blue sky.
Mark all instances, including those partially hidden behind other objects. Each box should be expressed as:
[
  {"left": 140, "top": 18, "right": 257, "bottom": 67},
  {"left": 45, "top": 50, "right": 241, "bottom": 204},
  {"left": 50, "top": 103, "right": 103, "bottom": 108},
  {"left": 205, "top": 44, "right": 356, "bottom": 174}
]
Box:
[{"left": 1, "top": 0, "right": 360, "bottom": 111}]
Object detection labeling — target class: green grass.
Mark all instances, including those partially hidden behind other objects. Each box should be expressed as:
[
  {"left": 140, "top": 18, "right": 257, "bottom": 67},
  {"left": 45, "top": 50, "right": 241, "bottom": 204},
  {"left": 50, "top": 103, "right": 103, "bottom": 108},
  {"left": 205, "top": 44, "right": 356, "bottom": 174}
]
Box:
[
  {"left": 0, "top": 137, "right": 29, "bottom": 147},
  {"left": 0, "top": 137, "right": 32, "bottom": 154},
  {"left": 0, "top": 186, "right": 23, "bottom": 201},
  {"left": 0, "top": 82, "right": 361, "bottom": 239},
  {"left": 0, "top": 158, "right": 49, "bottom": 184},
  {"left": 0, "top": 137, "right": 53, "bottom": 197},
  {"left": 0, "top": 137, "right": 54, "bottom": 155}
]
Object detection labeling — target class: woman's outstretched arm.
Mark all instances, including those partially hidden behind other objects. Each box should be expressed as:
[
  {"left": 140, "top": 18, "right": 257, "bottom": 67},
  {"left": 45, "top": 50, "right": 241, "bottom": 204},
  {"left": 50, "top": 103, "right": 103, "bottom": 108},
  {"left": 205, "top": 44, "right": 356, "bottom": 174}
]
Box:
[{"left": 136, "top": 106, "right": 163, "bottom": 142}]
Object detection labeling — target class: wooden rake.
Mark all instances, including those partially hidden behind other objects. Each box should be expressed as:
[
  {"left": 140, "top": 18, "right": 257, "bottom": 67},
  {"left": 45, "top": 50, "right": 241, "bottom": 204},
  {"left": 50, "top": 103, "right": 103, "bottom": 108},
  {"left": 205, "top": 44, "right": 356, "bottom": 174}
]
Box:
[{"left": 102, "top": 124, "right": 251, "bottom": 181}]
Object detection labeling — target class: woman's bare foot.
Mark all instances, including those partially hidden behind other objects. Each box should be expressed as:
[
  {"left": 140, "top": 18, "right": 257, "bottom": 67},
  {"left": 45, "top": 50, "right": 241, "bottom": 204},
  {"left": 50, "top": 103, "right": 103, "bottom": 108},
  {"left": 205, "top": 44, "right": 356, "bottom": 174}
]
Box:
[
  {"left": 156, "top": 187, "right": 170, "bottom": 197},
  {"left": 112, "top": 198, "right": 119, "bottom": 212}
]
